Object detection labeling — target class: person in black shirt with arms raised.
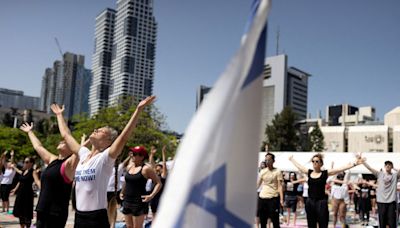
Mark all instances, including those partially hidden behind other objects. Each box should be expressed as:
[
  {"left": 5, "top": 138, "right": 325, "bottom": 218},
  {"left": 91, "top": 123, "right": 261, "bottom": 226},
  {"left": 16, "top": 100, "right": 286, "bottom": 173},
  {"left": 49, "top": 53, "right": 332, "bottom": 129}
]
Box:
[
  {"left": 289, "top": 153, "right": 364, "bottom": 228},
  {"left": 20, "top": 122, "right": 79, "bottom": 228}
]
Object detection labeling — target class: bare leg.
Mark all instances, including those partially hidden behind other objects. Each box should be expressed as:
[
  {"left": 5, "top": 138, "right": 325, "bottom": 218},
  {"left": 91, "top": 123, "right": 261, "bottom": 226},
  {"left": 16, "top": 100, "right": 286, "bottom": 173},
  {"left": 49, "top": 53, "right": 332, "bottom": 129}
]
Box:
[
  {"left": 124, "top": 214, "right": 134, "bottom": 228},
  {"left": 133, "top": 215, "right": 145, "bottom": 228},
  {"left": 293, "top": 211, "right": 297, "bottom": 225},
  {"left": 5, "top": 201, "right": 9, "bottom": 212},
  {"left": 286, "top": 208, "right": 291, "bottom": 225},
  {"left": 255, "top": 216, "right": 260, "bottom": 228}
]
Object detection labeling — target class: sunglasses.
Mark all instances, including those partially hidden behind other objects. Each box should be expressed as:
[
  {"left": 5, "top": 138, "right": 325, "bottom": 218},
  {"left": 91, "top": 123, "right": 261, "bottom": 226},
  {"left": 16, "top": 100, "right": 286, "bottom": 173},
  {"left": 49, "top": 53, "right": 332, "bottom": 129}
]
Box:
[
  {"left": 131, "top": 153, "right": 143, "bottom": 157},
  {"left": 24, "top": 161, "right": 31, "bottom": 164},
  {"left": 312, "top": 160, "right": 321, "bottom": 164}
]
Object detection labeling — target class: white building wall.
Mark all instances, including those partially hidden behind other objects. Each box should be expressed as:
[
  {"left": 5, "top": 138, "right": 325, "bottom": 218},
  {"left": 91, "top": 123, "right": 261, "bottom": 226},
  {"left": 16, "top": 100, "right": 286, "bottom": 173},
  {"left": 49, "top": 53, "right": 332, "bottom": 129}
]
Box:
[
  {"left": 393, "top": 126, "right": 400, "bottom": 152},
  {"left": 320, "top": 126, "right": 345, "bottom": 152},
  {"left": 260, "top": 55, "right": 287, "bottom": 140},
  {"left": 384, "top": 107, "right": 400, "bottom": 127},
  {"left": 348, "top": 125, "right": 388, "bottom": 152}
]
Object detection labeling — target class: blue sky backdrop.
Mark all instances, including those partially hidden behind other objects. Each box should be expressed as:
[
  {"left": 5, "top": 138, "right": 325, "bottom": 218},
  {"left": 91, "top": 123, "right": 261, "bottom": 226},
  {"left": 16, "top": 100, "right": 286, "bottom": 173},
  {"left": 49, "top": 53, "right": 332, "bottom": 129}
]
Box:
[{"left": 1, "top": 0, "right": 399, "bottom": 133}]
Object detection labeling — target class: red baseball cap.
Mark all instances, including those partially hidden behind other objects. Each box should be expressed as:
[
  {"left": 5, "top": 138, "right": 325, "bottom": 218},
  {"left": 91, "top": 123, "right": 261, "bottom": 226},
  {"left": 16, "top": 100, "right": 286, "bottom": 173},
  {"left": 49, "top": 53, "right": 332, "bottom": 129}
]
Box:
[{"left": 129, "top": 146, "right": 148, "bottom": 159}]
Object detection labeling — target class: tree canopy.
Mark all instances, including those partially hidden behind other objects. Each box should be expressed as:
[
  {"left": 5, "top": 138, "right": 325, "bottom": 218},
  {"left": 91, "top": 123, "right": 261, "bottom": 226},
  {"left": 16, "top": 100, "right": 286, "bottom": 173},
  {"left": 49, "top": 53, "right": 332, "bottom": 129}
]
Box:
[
  {"left": 263, "top": 106, "right": 299, "bottom": 151},
  {"left": 0, "top": 102, "right": 179, "bottom": 162}
]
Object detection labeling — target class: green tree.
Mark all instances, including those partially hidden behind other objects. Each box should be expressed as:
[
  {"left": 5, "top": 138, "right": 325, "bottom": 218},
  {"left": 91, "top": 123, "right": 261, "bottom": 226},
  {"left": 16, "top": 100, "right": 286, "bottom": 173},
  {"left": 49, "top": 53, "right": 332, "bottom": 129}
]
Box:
[
  {"left": 0, "top": 100, "right": 179, "bottom": 161},
  {"left": 0, "top": 127, "right": 33, "bottom": 160},
  {"left": 309, "top": 124, "right": 325, "bottom": 152},
  {"left": 263, "top": 106, "right": 299, "bottom": 151},
  {"left": 71, "top": 101, "right": 178, "bottom": 159},
  {"left": 36, "top": 116, "right": 59, "bottom": 137}
]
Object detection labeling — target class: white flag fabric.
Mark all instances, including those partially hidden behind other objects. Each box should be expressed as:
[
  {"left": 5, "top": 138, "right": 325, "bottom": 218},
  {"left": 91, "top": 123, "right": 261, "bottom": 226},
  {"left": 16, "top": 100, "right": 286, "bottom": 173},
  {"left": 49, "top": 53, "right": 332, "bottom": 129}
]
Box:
[{"left": 153, "top": 0, "right": 271, "bottom": 227}]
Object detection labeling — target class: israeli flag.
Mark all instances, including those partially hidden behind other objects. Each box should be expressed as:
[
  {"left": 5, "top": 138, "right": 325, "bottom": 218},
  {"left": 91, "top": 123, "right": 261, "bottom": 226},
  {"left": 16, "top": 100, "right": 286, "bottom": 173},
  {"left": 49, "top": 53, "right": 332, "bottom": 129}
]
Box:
[{"left": 153, "top": 0, "right": 271, "bottom": 227}]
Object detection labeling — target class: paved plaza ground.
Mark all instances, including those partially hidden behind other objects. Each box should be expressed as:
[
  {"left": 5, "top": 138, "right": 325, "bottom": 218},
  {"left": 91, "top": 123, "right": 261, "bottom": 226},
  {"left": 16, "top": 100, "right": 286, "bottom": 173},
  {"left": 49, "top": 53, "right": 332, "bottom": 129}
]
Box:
[{"left": 0, "top": 195, "right": 387, "bottom": 227}]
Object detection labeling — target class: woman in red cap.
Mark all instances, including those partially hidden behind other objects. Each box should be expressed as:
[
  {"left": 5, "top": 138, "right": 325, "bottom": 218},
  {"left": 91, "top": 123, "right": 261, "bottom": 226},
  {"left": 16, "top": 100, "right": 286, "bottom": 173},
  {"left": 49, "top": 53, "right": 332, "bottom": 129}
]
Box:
[{"left": 121, "top": 146, "right": 161, "bottom": 228}]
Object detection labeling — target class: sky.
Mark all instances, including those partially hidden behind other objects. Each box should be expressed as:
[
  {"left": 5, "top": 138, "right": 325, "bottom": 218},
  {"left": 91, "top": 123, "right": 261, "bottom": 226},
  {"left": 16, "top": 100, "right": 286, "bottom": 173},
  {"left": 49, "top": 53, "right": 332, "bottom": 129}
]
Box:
[{"left": 0, "top": 0, "right": 399, "bottom": 133}]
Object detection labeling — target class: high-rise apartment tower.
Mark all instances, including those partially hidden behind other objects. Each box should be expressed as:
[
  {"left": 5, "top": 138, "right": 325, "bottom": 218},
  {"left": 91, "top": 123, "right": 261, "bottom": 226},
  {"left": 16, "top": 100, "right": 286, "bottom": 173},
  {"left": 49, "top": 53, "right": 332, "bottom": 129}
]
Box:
[
  {"left": 89, "top": 8, "right": 116, "bottom": 116},
  {"left": 109, "top": 0, "right": 157, "bottom": 105}
]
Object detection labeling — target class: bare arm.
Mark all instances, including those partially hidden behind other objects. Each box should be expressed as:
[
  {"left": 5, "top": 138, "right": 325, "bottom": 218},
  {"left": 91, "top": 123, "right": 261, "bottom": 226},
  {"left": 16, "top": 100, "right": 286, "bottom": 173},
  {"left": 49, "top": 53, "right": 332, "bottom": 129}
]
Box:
[
  {"left": 51, "top": 104, "right": 81, "bottom": 154},
  {"left": 20, "top": 122, "right": 57, "bottom": 164},
  {"left": 291, "top": 177, "right": 306, "bottom": 184},
  {"left": 328, "top": 163, "right": 356, "bottom": 176},
  {"left": 328, "top": 156, "right": 364, "bottom": 176},
  {"left": 33, "top": 169, "right": 41, "bottom": 189},
  {"left": 9, "top": 150, "right": 15, "bottom": 164},
  {"left": 120, "top": 181, "right": 126, "bottom": 201},
  {"left": 63, "top": 154, "right": 80, "bottom": 182},
  {"left": 10, "top": 182, "right": 20, "bottom": 195},
  {"left": 149, "top": 146, "right": 156, "bottom": 168},
  {"left": 161, "top": 145, "right": 167, "bottom": 178},
  {"left": 108, "top": 96, "right": 156, "bottom": 159},
  {"left": 362, "top": 160, "right": 379, "bottom": 177},
  {"left": 12, "top": 164, "right": 23, "bottom": 175},
  {"left": 278, "top": 178, "right": 284, "bottom": 207},
  {"left": 288, "top": 155, "right": 308, "bottom": 174},
  {"left": 142, "top": 165, "right": 162, "bottom": 202},
  {"left": 80, "top": 134, "right": 91, "bottom": 147}
]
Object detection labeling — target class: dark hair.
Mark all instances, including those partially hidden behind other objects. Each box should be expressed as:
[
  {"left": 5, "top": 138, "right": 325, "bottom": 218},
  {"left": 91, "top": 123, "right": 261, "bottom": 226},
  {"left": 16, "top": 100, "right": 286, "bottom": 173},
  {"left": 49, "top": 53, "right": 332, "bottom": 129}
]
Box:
[
  {"left": 25, "top": 156, "right": 35, "bottom": 163},
  {"left": 289, "top": 172, "right": 297, "bottom": 180},
  {"left": 384, "top": 160, "right": 393, "bottom": 166},
  {"left": 311, "top": 153, "right": 324, "bottom": 165},
  {"left": 336, "top": 172, "right": 345, "bottom": 180},
  {"left": 155, "top": 164, "right": 163, "bottom": 169},
  {"left": 265, "top": 152, "right": 275, "bottom": 161}
]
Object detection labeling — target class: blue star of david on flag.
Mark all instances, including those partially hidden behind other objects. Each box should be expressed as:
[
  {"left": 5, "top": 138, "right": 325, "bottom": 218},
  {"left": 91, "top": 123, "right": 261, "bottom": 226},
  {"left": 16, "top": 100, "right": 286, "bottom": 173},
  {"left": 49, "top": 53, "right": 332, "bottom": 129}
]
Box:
[{"left": 175, "top": 165, "right": 251, "bottom": 228}]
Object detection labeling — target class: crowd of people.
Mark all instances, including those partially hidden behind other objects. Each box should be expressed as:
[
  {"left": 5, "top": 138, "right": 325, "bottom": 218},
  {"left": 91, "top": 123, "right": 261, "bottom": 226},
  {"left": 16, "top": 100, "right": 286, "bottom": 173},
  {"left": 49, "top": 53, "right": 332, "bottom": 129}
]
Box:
[
  {"left": 0, "top": 96, "right": 172, "bottom": 228},
  {"left": 0, "top": 95, "right": 399, "bottom": 228},
  {"left": 257, "top": 149, "right": 400, "bottom": 228}
]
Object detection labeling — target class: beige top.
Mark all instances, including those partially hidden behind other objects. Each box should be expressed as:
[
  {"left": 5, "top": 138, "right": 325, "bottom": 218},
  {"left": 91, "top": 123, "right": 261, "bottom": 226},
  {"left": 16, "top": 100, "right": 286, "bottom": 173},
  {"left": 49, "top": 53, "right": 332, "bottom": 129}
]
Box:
[{"left": 259, "top": 167, "right": 283, "bottom": 199}]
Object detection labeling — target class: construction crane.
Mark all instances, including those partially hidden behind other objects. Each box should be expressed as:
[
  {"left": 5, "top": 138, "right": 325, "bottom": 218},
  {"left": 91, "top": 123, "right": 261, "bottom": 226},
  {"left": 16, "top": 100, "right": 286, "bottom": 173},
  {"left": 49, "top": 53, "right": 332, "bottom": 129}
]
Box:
[{"left": 54, "top": 37, "right": 64, "bottom": 58}]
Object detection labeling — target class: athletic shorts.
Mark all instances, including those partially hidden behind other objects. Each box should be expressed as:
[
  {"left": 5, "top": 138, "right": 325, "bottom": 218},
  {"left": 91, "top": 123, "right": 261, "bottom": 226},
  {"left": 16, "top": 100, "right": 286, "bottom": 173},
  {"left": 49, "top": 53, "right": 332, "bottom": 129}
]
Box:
[
  {"left": 284, "top": 195, "right": 298, "bottom": 212},
  {"left": 0, "top": 184, "right": 12, "bottom": 201},
  {"left": 122, "top": 201, "right": 149, "bottom": 216}
]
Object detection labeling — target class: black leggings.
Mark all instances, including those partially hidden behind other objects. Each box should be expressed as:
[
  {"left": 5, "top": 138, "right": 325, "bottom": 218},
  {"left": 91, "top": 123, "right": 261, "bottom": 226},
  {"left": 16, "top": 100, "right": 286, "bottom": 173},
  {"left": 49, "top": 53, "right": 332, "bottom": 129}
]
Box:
[
  {"left": 258, "top": 197, "right": 280, "bottom": 228},
  {"left": 305, "top": 198, "right": 329, "bottom": 228},
  {"left": 359, "top": 198, "right": 370, "bottom": 222}
]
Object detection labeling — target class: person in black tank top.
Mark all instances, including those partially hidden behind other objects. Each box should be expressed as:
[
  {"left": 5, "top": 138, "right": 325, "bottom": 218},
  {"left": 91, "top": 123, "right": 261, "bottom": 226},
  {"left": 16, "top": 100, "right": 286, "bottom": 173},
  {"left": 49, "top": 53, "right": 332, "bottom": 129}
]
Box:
[
  {"left": 289, "top": 153, "right": 364, "bottom": 228},
  {"left": 121, "top": 146, "right": 162, "bottom": 228},
  {"left": 11, "top": 157, "right": 38, "bottom": 228},
  {"left": 20, "top": 122, "right": 79, "bottom": 228}
]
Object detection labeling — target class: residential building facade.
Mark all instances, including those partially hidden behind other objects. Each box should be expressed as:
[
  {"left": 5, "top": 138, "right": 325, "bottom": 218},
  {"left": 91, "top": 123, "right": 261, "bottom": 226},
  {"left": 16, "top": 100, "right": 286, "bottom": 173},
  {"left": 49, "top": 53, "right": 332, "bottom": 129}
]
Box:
[
  {"left": 109, "top": 0, "right": 157, "bottom": 105},
  {"left": 89, "top": 8, "right": 116, "bottom": 116}
]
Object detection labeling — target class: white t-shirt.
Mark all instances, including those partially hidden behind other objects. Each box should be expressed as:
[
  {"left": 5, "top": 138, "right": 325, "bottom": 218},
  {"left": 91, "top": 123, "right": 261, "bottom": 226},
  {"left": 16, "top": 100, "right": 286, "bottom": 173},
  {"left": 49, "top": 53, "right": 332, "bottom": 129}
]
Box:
[
  {"left": 331, "top": 184, "right": 349, "bottom": 200},
  {"left": 75, "top": 147, "right": 115, "bottom": 211},
  {"left": 1, "top": 168, "right": 16, "bottom": 185},
  {"left": 106, "top": 163, "right": 124, "bottom": 192},
  {"left": 302, "top": 182, "right": 309, "bottom": 198}
]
